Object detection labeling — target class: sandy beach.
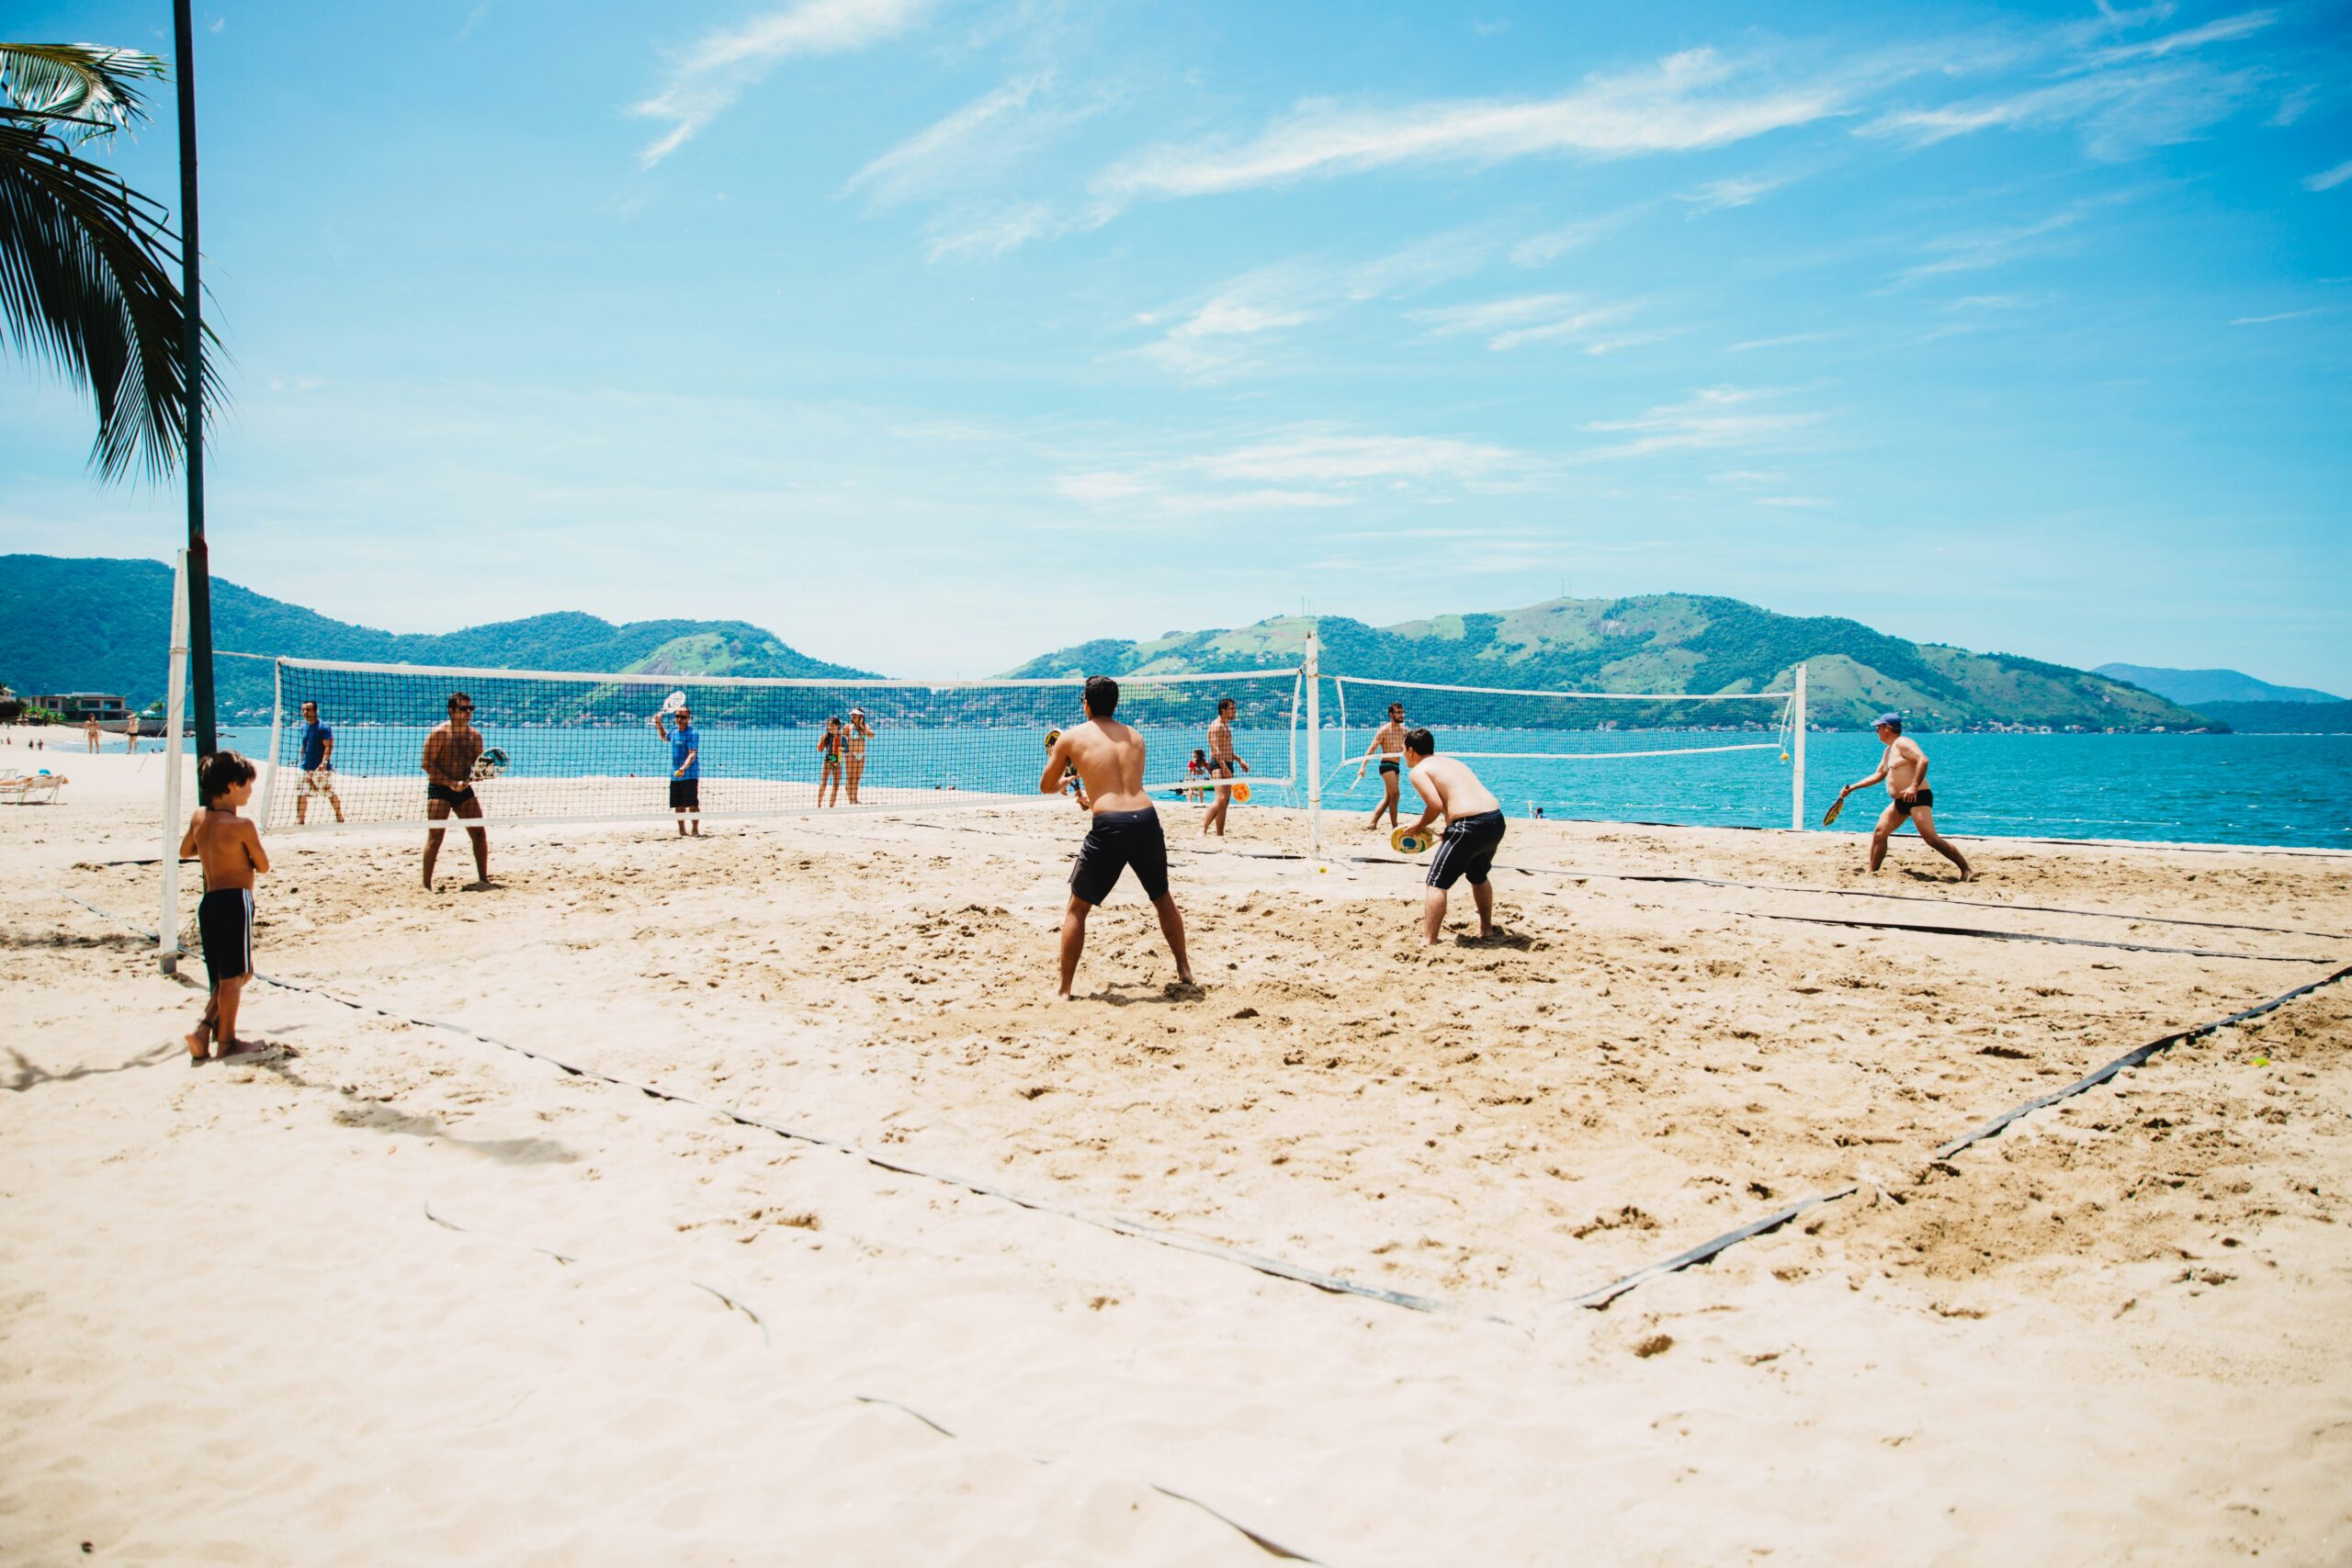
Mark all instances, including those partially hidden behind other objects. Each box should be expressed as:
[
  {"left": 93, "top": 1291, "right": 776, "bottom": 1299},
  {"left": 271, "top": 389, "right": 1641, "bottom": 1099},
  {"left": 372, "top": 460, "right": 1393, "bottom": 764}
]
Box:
[{"left": 5, "top": 751, "right": 2348, "bottom": 1564}]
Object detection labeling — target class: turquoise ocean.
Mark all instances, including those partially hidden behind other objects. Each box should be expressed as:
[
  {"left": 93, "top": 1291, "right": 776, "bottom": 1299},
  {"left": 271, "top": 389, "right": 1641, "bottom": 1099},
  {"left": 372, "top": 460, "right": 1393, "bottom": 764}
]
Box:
[{"left": 182, "top": 725, "right": 2352, "bottom": 852}]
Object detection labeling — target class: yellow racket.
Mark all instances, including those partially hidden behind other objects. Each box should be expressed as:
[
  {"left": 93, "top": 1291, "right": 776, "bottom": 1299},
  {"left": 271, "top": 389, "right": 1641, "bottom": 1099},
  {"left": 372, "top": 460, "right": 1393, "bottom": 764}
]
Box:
[
  {"left": 1822, "top": 793, "right": 1847, "bottom": 826},
  {"left": 1043, "top": 728, "right": 1060, "bottom": 750},
  {"left": 1231, "top": 782, "right": 1251, "bottom": 804},
  {"left": 1391, "top": 826, "right": 1433, "bottom": 855}
]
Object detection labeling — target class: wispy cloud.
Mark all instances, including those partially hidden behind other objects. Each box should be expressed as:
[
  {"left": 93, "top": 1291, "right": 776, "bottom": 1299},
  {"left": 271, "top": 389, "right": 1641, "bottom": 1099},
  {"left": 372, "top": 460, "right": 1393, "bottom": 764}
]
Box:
[
  {"left": 1886, "top": 197, "right": 2122, "bottom": 288},
  {"left": 1681, "top": 172, "right": 1791, "bottom": 214},
  {"left": 1581, "top": 385, "right": 1820, "bottom": 459},
  {"left": 2078, "top": 8, "right": 2275, "bottom": 68},
  {"left": 1133, "top": 229, "right": 1501, "bottom": 379},
  {"left": 1727, "top": 331, "right": 1832, "bottom": 352},
  {"left": 1509, "top": 203, "right": 1649, "bottom": 266},
  {"left": 1754, "top": 494, "right": 1829, "bottom": 507},
  {"left": 1050, "top": 426, "right": 1533, "bottom": 517},
  {"left": 634, "top": 0, "right": 936, "bottom": 167},
  {"left": 2229, "top": 308, "right": 2323, "bottom": 325},
  {"left": 1943, "top": 293, "right": 2030, "bottom": 311},
  {"left": 1408, "top": 293, "right": 1652, "bottom": 353},
  {"left": 923, "top": 202, "right": 1072, "bottom": 262},
  {"left": 847, "top": 74, "right": 1052, "bottom": 204},
  {"left": 2306, "top": 158, "right": 2352, "bottom": 193},
  {"left": 1198, "top": 432, "right": 1522, "bottom": 486},
  {"left": 1097, "top": 49, "right": 1850, "bottom": 201}
]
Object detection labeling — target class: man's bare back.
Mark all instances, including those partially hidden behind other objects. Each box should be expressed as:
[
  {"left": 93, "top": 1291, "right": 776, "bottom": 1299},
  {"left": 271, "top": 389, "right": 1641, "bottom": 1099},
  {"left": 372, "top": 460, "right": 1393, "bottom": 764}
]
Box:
[
  {"left": 1045, "top": 718, "right": 1153, "bottom": 814},
  {"left": 1407, "top": 753, "right": 1501, "bottom": 822},
  {"left": 1042, "top": 678, "right": 1193, "bottom": 998}
]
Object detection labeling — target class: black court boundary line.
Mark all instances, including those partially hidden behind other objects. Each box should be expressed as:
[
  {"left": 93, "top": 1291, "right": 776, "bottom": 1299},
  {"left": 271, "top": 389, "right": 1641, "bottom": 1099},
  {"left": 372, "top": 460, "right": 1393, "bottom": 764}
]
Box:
[
  {"left": 50, "top": 888, "right": 2351, "bottom": 1326},
  {"left": 418, "top": 1200, "right": 1323, "bottom": 1562},
  {"left": 1567, "top": 963, "right": 2352, "bottom": 1311},
  {"left": 51, "top": 890, "right": 1455, "bottom": 1322},
  {"left": 1690, "top": 909, "right": 2333, "bottom": 964}
]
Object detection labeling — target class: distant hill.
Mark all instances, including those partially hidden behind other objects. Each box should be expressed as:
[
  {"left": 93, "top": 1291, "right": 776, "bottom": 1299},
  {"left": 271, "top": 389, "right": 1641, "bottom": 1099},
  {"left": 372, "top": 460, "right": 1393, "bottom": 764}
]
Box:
[
  {"left": 0, "top": 555, "right": 875, "bottom": 719},
  {"left": 2095, "top": 663, "right": 2341, "bottom": 706},
  {"left": 2188, "top": 700, "right": 2352, "bottom": 734},
  {"left": 1008, "top": 595, "right": 2216, "bottom": 731}
]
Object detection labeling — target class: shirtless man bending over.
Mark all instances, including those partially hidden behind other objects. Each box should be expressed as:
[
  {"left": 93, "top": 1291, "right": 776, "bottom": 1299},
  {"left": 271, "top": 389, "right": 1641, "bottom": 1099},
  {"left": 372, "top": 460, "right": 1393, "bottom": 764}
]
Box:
[
  {"left": 1400, "top": 728, "right": 1507, "bottom": 945},
  {"left": 1357, "top": 701, "right": 1408, "bottom": 830},
  {"left": 1042, "top": 675, "right": 1194, "bottom": 1000},
  {"left": 1835, "top": 712, "right": 1972, "bottom": 882},
  {"left": 421, "top": 690, "right": 492, "bottom": 889}
]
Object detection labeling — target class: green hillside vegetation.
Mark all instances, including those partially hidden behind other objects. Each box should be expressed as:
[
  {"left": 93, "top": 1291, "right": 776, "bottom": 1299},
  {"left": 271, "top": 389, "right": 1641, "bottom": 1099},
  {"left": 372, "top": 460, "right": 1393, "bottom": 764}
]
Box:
[
  {"left": 1007, "top": 594, "right": 2215, "bottom": 731},
  {"left": 2188, "top": 700, "right": 2352, "bottom": 734},
  {"left": 0, "top": 556, "right": 875, "bottom": 718}
]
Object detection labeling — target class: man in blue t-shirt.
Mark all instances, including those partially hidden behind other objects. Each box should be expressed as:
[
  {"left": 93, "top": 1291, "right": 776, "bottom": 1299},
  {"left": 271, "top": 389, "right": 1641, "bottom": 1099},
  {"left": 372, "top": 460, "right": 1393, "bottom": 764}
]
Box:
[
  {"left": 652, "top": 700, "right": 702, "bottom": 836},
  {"left": 295, "top": 699, "right": 345, "bottom": 825}
]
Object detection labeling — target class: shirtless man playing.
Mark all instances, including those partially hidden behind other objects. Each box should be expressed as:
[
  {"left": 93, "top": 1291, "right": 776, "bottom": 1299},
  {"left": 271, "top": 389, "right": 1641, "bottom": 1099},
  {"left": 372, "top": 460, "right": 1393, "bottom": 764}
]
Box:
[
  {"left": 420, "top": 690, "right": 491, "bottom": 889},
  {"left": 1834, "top": 713, "right": 1972, "bottom": 881},
  {"left": 1357, "top": 701, "right": 1409, "bottom": 830},
  {"left": 1399, "top": 728, "right": 1507, "bottom": 945},
  {"left": 1201, "top": 696, "right": 1250, "bottom": 837},
  {"left": 1041, "top": 675, "right": 1194, "bottom": 1000}
]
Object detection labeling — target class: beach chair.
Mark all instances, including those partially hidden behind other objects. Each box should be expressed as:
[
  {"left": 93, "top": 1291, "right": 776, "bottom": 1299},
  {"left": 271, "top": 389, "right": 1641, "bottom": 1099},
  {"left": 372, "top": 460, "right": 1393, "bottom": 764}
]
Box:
[{"left": 0, "top": 772, "right": 65, "bottom": 805}]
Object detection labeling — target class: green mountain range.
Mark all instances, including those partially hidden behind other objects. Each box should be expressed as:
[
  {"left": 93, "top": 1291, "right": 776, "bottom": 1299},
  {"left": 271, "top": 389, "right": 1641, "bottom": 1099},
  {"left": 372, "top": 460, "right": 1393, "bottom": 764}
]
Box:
[
  {"left": 2, "top": 556, "right": 2222, "bottom": 731},
  {"left": 0, "top": 556, "right": 873, "bottom": 719},
  {"left": 1008, "top": 596, "right": 2216, "bottom": 732}
]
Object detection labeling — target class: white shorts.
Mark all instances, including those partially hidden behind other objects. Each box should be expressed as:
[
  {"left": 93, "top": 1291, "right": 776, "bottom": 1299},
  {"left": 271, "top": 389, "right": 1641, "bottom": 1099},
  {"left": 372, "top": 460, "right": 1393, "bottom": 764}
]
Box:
[{"left": 301, "top": 769, "right": 338, "bottom": 795}]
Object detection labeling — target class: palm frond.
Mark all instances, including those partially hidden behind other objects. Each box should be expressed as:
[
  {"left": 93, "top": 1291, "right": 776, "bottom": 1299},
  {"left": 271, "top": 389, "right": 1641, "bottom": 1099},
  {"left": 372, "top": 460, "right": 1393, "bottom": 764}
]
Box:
[
  {"left": 0, "top": 119, "right": 223, "bottom": 482},
  {"left": 0, "top": 43, "right": 164, "bottom": 142}
]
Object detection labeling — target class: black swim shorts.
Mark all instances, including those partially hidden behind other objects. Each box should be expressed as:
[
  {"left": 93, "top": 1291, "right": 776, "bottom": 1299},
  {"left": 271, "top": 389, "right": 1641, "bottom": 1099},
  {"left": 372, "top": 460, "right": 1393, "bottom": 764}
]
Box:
[
  {"left": 1891, "top": 787, "right": 1935, "bottom": 818},
  {"left": 1378, "top": 760, "right": 1400, "bottom": 776},
  {"left": 670, "top": 778, "right": 700, "bottom": 810},
  {"left": 427, "top": 782, "right": 478, "bottom": 810},
  {"left": 1070, "top": 807, "right": 1170, "bottom": 906},
  {"left": 1428, "top": 809, "right": 1506, "bottom": 890},
  {"left": 198, "top": 886, "right": 254, "bottom": 986}
]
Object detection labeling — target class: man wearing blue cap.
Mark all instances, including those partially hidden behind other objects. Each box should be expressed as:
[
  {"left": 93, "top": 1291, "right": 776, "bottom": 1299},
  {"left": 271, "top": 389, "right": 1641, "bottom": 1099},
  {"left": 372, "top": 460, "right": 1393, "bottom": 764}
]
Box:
[{"left": 1834, "top": 714, "right": 1972, "bottom": 881}]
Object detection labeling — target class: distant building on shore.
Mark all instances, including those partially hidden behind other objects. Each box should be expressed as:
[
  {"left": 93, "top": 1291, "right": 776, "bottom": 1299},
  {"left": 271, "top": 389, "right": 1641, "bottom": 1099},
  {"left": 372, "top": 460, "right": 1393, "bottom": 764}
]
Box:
[{"left": 31, "top": 693, "right": 131, "bottom": 722}]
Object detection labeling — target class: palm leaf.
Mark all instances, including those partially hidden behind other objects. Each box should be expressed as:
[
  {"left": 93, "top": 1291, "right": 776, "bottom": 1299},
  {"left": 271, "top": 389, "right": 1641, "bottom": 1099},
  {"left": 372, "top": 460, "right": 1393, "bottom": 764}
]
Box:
[
  {"left": 0, "top": 43, "right": 164, "bottom": 141},
  {"left": 0, "top": 118, "right": 223, "bottom": 481}
]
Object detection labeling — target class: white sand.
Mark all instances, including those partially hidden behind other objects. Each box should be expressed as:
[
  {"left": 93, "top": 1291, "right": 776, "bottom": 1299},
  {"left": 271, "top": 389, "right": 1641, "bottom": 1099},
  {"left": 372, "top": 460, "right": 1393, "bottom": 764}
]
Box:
[{"left": 4, "top": 750, "right": 2349, "bottom": 1563}]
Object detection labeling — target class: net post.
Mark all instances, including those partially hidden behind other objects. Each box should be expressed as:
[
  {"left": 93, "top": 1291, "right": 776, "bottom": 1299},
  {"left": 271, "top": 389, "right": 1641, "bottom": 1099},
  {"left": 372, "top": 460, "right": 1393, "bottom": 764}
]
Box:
[
  {"left": 1305, "top": 626, "right": 1322, "bottom": 859},
  {"left": 258, "top": 659, "right": 284, "bottom": 829},
  {"left": 157, "top": 552, "right": 191, "bottom": 975},
  {"left": 1792, "top": 663, "right": 1808, "bottom": 831}
]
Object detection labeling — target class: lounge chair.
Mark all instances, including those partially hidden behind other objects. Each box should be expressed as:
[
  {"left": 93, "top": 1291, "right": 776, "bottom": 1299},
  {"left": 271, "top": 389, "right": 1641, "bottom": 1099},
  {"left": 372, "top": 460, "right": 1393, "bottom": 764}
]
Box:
[{"left": 0, "top": 772, "right": 66, "bottom": 805}]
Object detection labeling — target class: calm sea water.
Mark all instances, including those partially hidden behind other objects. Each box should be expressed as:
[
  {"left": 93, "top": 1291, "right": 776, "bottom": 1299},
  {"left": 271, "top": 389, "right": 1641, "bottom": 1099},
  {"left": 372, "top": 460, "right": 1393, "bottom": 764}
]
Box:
[{"left": 185, "top": 725, "right": 2350, "bottom": 851}]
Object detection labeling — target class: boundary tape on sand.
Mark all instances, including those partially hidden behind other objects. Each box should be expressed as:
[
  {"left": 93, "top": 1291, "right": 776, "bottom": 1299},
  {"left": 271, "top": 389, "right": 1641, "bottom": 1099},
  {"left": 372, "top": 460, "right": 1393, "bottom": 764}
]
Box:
[{"left": 45, "top": 889, "right": 2352, "bottom": 1330}]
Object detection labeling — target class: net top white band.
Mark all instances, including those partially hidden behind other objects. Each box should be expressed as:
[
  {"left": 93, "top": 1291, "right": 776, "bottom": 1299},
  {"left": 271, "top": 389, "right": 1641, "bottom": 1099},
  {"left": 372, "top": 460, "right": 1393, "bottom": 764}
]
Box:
[
  {"left": 245, "top": 655, "right": 1301, "bottom": 691},
  {"left": 1330, "top": 673, "right": 1793, "bottom": 701}
]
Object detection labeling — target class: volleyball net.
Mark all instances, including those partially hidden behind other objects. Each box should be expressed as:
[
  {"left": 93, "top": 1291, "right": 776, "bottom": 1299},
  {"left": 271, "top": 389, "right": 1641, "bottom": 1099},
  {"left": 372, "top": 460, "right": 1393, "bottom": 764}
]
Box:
[
  {"left": 1327, "top": 671, "right": 1805, "bottom": 831},
  {"left": 252, "top": 657, "right": 1304, "bottom": 833}
]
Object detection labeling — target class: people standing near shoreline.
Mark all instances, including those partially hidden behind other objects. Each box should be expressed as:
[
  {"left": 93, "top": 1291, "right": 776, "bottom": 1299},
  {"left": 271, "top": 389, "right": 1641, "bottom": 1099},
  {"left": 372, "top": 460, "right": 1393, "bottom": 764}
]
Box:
[
  {"left": 817, "top": 716, "right": 844, "bottom": 807},
  {"left": 1201, "top": 696, "right": 1250, "bottom": 837},
  {"left": 1357, "top": 700, "right": 1409, "bottom": 831},
  {"left": 295, "top": 700, "right": 345, "bottom": 825},
  {"left": 85, "top": 716, "right": 99, "bottom": 753},
  {"left": 843, "top": 707, "right": 875, "bottom": 805},
  {"left": 1834, "top": 714, "right": 1972, "bottom": 882}
]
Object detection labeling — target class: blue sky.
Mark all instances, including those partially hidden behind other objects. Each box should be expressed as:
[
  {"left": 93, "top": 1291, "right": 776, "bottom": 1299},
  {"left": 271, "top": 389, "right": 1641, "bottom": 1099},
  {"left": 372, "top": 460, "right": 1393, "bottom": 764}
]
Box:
[{"left": 6, "top": 1, "right": 2349, "bottom": 686}]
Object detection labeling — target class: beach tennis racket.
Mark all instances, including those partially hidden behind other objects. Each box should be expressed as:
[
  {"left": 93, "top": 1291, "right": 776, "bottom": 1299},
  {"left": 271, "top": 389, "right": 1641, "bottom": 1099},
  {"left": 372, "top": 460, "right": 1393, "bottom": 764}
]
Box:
[
  {"left": 1821, "top": 793, "right": 1846, "bottom": 826},
  {"left": 1391, "top": 826, "right": 1433, "bottom": 855},
  {"left": 662, "top": 690, "right": 687, "bottom": 714},
  {"left": 1044, "top": 728, "right": 1060, "bottom": 750},
  {"left": 1231, "top": 782, "right": 1251, "bottom": 804},
  {"left": 471, "top": 747, "right": 509, "bottom": 782}
]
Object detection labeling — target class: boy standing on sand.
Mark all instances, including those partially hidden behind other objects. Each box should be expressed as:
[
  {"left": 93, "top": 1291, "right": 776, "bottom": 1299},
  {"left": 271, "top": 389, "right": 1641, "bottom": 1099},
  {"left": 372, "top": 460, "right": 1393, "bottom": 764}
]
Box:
[
  {"left": 1834, "top": 713, "right": 1972, "bottom": 882},
  {"left": 1042, "top": 675, "right": 1194, "bottom": 1000},
  {"left": 1201, "top": 696, "right": 1250, "bottom": 837},
  {"left": 179, "top": 750, "right": 274, "bottom": 1062},
  {"left": 1399, "top": 728, "right": 1507, "bottom": 945}
]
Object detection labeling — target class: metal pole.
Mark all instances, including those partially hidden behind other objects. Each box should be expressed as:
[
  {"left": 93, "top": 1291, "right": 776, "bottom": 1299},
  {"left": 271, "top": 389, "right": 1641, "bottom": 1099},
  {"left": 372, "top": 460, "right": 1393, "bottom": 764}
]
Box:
[
  {"left": 1792, "top": 663, "right": 1808, "bottom": 831},
  {"left": 159, "top": 551, "right": 190, "bottom": 974},
  {"left": 173, "top": 0, "right": 217, "bottom": 757},
  {"left": 256, "top": 659, "right": 283, "bottom": 829},
  {"left": 1305, "top": 626, "right": 1321, "bottom": 859}
]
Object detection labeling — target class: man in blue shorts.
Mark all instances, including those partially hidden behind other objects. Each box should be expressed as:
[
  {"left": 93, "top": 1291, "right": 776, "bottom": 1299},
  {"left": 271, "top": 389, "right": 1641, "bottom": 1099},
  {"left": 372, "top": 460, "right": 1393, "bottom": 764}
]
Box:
[
  {"left": 1399, "top": 728, "right": 1506, "bottom": 944},
  {"left": 294, "top": 699, "right": 344, "bottom": 825},
  {"left": 654, "top": 700, "right": 702, "bottom": 836}
]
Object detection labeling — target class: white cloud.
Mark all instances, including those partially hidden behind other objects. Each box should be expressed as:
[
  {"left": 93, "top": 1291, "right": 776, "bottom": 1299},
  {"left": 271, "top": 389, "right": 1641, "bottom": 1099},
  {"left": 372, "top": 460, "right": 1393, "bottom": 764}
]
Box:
[
  {"left": 1408, "top": 292, "right": 1651, "bottom": 353},
  {"left": 846, "top": 74, "right": 1054, "bottom": 204},
  {"left": 1727, "top": 331, "right": 1832, "bottom": 352},
  {"left": 633, "top": 0, "right": 936, "bottom": 166},
  {"left": 1755, "top": 495, "right": 1829, "bottom": 507},
  {"left": 1054, "top": 470, "right": 1149, "bottom": 502},
  {"left": 2269, "top": 85, "right": 2315, "bottom": 127},
  {"left": 924, "top": 202, "right": 1064, "bottom": 262},
  {"left": 1197, "top": 433, "right": 1521, "bottom": 486},
  {"left": 1886, "top": 197, "right": 2121, "bottom": 288},
  {"left": 2078, "top": 8, "right": 2275, "bottom": 68},
  {"left": 2229, "top": 308, "right": 2323, "bottom": 325},
  {"left": 1943, "top": 293, "right": 2030, "bottom": 311},
  {"left": 2305, "top": 158, "right": 2352, "bottom": 193},
  {"left": 1581, "top": 386, "right": 1820, "bottom": 459},
  {"left": 1681, "top": 172, "right": 1790, "bottom": 213},
  {"left": 1096, "top": 49, "right": 1849, "bottom": 200},
  {"left": 1509, "top": 204, "right": 1645, "bottom": 266}
]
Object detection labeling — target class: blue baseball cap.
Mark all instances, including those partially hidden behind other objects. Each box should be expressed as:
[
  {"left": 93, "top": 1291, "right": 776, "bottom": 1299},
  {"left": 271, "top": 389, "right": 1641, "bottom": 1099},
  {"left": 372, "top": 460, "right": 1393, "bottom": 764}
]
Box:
[{"left": 1873, "top": 713, "right": 1903, "bottom": 730}]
